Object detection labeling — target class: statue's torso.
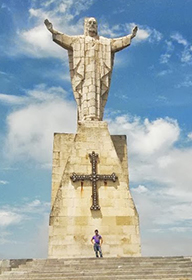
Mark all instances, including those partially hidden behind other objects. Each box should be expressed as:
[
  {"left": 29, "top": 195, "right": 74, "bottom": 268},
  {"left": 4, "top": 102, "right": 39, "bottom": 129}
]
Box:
[{"left": 68, "top": 35, "right": 113, "bottom": 121}]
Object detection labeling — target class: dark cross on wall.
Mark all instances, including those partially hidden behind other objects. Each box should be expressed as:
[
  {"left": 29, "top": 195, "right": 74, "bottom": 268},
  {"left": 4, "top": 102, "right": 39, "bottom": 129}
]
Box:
[{"left": 70, "top": 151, "right": 118, "bottom": 211}]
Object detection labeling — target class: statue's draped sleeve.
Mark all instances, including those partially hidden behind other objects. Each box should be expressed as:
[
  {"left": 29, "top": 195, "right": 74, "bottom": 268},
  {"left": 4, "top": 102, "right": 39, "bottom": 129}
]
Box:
[
  {"left": 111, "top": 34, "right": 132, "bottom": 53},
  {"left": 52, "top": 33, "right": 82, "bottom": 109},
  {"left": 100, "top": 37, "right": 114, "bottom": 98},
  {"left": 69, "top": 36, "right": 85, "bottom": 112},
  {"left": 52, "top": 32, "right": 73, "bottom": 50}
]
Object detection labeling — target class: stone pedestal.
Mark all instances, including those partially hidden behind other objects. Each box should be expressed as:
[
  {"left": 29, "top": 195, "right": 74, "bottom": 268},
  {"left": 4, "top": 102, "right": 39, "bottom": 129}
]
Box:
[{"left": 48, "top": 121, "right": 141, "bottom": 258}]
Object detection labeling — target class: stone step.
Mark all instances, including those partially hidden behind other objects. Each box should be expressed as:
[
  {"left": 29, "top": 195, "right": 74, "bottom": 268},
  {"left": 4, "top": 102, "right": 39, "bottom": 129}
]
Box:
[
  {"left": 15, "top": 262, "right": 192, "bottom": 268},
  {"left": 22, "top": 258, "right": 192, "bottom": 263},
  {"left": 13, "top": 267, "right": 192, "bottom": 274},
  {"left": 12, "top": 265, "right": 192, "bottom": 273},
  {"left": 1, "top": 257, "right": 192, "bottom": 280},
  {"left": 17, "top": 257, "right": 192, "bottom": 267},
  {"left": 2, "top": 272, "right": 192, "bottom": 279},
  {"left": 4, "top": 269, "right": 192, "bottom": 276},
  {"left": 19, "top": 256, "right": 189, "bottom": 262},
  {"left": 15, "top": 263, "right": 192, "bottom": 271},
  {"left": 1, "top": 275, "right": 192, "bottom": 280},
  {"left": 29, "top": 256, "right": 189, "bottom": 262}
]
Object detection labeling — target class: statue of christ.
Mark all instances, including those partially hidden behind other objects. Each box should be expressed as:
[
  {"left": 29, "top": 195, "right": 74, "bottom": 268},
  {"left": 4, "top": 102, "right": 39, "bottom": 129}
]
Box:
[{"left": 45, "top": 17, "right": 137, "bottom": 121}]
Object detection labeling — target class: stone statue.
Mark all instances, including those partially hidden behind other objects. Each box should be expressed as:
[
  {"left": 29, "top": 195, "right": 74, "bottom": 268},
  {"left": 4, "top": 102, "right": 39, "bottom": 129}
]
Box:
[{"left": 44, "top": 17, "right": 138, "bottom": 121}]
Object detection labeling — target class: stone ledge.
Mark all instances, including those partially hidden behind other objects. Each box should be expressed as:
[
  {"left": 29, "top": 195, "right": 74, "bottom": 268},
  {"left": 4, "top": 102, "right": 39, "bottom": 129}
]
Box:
[{"left": 0, "top": 259, "right": 33, "bottom": 274}]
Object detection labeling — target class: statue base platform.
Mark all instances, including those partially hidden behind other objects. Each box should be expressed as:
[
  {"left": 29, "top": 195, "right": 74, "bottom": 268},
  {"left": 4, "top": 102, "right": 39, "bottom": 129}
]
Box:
[{"left": 48, "top": 121, "right": 141, "bottom": 258}]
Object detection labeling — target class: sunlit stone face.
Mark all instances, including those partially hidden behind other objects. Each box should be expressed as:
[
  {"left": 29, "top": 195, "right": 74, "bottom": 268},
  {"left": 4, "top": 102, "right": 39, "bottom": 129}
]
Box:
[{"left": 85, "top": 17, "right": 98, "bottom": 37}]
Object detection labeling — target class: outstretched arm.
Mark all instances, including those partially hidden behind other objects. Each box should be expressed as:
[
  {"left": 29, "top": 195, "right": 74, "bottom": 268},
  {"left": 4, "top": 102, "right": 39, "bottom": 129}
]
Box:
[
  {"left": 44, "top": 19, "right": 73, "bottom": 50},
  {"left": 111, "top": 26, "right": 138, "bottom": 53}
]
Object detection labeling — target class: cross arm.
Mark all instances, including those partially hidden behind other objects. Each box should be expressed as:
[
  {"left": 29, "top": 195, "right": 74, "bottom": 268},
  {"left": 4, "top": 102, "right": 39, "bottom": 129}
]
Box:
[
  {"left": 70, "top": 173, "right": 91, "bottom": 182},
  {"left": 98, "top": 172, "right": 118, "bottom": 182}
]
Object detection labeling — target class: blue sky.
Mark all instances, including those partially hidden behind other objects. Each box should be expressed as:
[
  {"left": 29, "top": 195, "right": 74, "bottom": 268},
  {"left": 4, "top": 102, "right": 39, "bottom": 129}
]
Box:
[{"left": 0, "top": 0, "right": 192, "bottom": 258}]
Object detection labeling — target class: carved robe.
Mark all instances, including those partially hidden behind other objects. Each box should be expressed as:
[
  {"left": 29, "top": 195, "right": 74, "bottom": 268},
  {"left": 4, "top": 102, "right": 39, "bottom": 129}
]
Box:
[
  {"left": 52, "top": 32, "right": 131, "bottom": 121},
  {"left": 69, "top": 36, "right": 114, "bottom": 121}
]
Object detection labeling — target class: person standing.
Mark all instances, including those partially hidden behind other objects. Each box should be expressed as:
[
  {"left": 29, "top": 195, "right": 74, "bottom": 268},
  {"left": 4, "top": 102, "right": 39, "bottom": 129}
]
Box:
[{"left": 91, "top": 229, "right": 103, "bottom": 258}]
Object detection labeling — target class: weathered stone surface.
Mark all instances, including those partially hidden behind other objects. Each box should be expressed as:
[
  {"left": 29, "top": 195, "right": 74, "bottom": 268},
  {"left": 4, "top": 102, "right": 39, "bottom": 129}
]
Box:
[
  {"left": 48, "top": 121, "right": 141, "bottom": 258},
  {"left": 2, "top": 257, "right": 192, "bottom": 279},
  {"left": 44, "top": 17, "right": 138, "bottom": 122}
]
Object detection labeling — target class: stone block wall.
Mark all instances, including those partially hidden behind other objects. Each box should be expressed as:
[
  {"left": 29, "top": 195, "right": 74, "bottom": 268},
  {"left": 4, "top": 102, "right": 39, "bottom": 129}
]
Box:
[{"left": 48, "top": 121, "right": 141, "bottom": 258}]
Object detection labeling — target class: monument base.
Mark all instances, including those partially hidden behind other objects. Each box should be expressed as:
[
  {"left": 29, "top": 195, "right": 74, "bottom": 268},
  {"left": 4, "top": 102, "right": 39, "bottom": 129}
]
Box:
[{"left": 48, "top": 121, "right": 141, "bottom": 258}]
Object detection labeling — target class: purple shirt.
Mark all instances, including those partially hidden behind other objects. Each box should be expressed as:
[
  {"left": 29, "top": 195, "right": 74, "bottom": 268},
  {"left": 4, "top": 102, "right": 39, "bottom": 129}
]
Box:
[{"left": 92, "top": 234, "right": 102, "bottom": 244}]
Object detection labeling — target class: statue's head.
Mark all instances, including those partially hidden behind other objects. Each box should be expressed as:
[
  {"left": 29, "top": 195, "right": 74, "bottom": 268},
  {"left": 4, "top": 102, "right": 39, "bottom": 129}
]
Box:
[{"left": 84, "top": 17, "right": 98, "bottom": 37}]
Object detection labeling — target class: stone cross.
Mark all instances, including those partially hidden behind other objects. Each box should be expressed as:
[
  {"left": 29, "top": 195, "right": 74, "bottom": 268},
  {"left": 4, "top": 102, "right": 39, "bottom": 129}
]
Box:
[
  {"left": 70, "top": 151, "right": 118, "bottom": 210},
  {"left": 44, "top": 17, "right": 138, "bottom": 122}
]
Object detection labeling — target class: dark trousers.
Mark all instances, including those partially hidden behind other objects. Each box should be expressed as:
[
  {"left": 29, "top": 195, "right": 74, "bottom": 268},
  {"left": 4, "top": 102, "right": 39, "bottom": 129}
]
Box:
[{"left": 94, "top": 243, "right": 103, "bottom": 257}]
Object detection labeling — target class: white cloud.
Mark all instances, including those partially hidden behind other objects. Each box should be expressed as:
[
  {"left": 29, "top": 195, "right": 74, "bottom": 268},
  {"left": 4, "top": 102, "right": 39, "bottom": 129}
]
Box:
[
  {"left": 0, "top": 84, "right": 68, "bottom": 105},
  {"left": 159, "top": 41, "right": 173, "bottom": 65},
  {"left": 27, "top": 84, "right": 68, "bottom": 100},
  {"left": 4, "top": 94, "right": 191, "bottom": 237},
  {"left": 0, "top": 199, "right": 50, "bottom": 223},
  {"left": 157, "top": 69, "right": 172, "bottom": 76},
  {"left": 170, "top": 32, "right": 192, "bottom": 64},
  {"left": 100, "top": 23, "right": 122, "bottom": 38},
  {"left": 100, "top": 22, "right": 150, "bottom": 41},
  {"left": 2, "top": 101, "right": 192, "bottom": 256},
  {"left": 108, "top": 115, "right": 188, "bottom": 188},
  {"left": 188, "top": 132, "right": 192, "bottom": 140},
  {"left": 0, "top": 199, "right": 50, "bottom": 257},
  {"left": 165, "top": 40, "right": 174, "bottom": 52},
  {"left": 5, "top": 101, "right": 76, "bottom": 162},
  {"left": 176, "top": 76, "right": 192, "bottom": 88},
  {"left": 160, "top": 34, "right": 192, "bottom": 66},
  {"left": 136, "top": 29, "right": 149, "bottom": 41},
  {"left": 19, "top": 25, "right": 65, "bottom": 59},
  {"left": 27, "top": 199, "right": 41, "bottom": 207},
  {"left": 11, "top": 0, "right": 162, "bottom": 59},
  {"left": 108, "top": 115, "right": 179, "bottom": 156},
  {"left": 0, "top": 94, "right": 26, "bottom": 105},
  {"left": 107, "top": 114, "right": 192, "bottom": 254},
  {"left": 131, "top": 182, "right": 192, "bottom": 255},
  {"left": 22, "top": 200, "right": 50, "bottom": 214},
  {"left": 12, "top": 0, "right": 94, "bottom": 59},
  {"left": 3, "top": 85, "right": 76, "bottom": 164},
  {"left": 3, "top": 96, "right": 191, "bottom": 196},
  {"left": 171, "top": 33, "right": 188, "bottom": 46},
  {"left": 132, "top": 185, "right": 148, "bottom": 194},
  {"left": 133, "top": 184, "right": 192, "bottom": 227},
  {"left": 124, "top": 23, "right": 162, "bottom": 43},
  {"left": 30, "top": 0, "right": 94, "bottom": 23},
  {"left": 137, "top": 27, "right": 162, "bottom": 43},
  {"left": 17, "top": 199, "right": 49, "bottom": 214},
  {"left": 160, "top": 53, "right": 171, "bottom": 64},
  {"left": 0, "top": 180, "right": 9, "bottom": 185},
  {"left": 148, "top": 28, "right": 163, "bottom": 43},
  {"left": 0, "top": 211, "right": 22, "bottom": 227},
  {"left": 181, "top": 48, "right": 192, "bottom": 63}
]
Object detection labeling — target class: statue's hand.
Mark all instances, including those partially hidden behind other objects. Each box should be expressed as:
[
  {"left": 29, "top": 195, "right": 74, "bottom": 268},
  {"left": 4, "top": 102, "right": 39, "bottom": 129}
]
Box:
[
  {"left": 131, "top": 26, "right": 138, "bottom": 39},
  {"left": 44, "top": 19, "right": 53, "bottom": 32}
]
